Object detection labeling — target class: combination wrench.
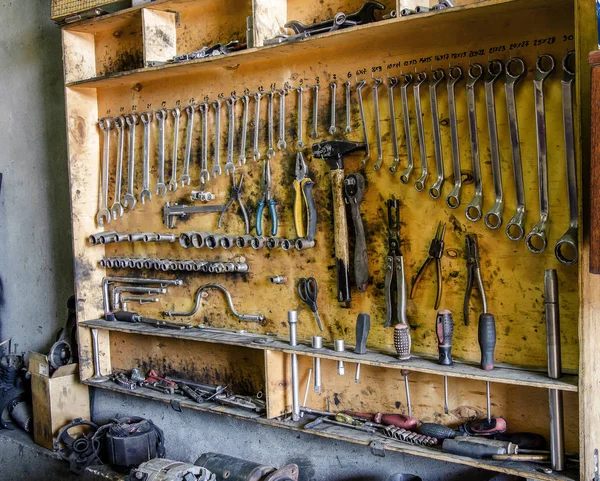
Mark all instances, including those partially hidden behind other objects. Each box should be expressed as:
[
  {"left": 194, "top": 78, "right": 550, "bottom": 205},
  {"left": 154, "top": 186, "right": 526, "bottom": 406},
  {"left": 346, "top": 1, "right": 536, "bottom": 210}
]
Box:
[
  {"left": 110, "top": 116, "right": 126, "bottom": 219},
  {"left": 212, "top": 99, "right": 222, "bottom": 177},
  {"left": 387, "top": 76, "right": 400, "bottom": 174},
  {"left": 372, "top": 76, "right": 384, "bottom": 171},
  {"left": 239, "top": 95, "right": 249, "bottom": 165},
  {"left": 446, "top": 66, "right": 464, "bottom": 208},
  {"left": 329, "top": 81, "right": 337, "bottom": 134},
  {"left": 139, "top": 112, "right": 153, "bottom": 204},
  {"left": 504, "top": 58, "right": 527, "bottom": 240},
  {"left": 277, "top": 89, "right": 287, "bottom": 149},
  {"left": 169, "top": 107, "right": 181, "bottom": 191},
  {"left": 253, "top": 92, "right": 263, "bottom": 159},
  {"left": 464, "top": 64, "right": 484, "bottom": 222},
  {"left": 483, "top": 60, "right": 504, "bottom": 230},
  {"left": 295, "top": 86, "right": 305, "bottom": 149},
  {"left": 154, "top": 109, "right": 168, "bottom": 197},
  {"left": 97, "top": 118, "right": 113, "bottom": 226},
  {"left": 267, "top": 91, "right": 275, "bottom": 158},
  {"left": 181, "top": 106, "right": 194, "bottom": 186},
  {"left": 526, "top": 54, "right": 555, "bottom": 254},
  {"left": 311, "top": 84, "right": 319, "bottom": 139},
  {"left": 225, "top": 97, "right": 236, "bottom": 174},
  {"left": 123, "top": 113, "right": 138, "bottom": 211},
  {"left": 198, "top": 103, "right": 210, "bottom": 184},
  {"left": 555, "top": 51, "right": 578, "bottom": 265},
  {"left": 356, "top": 79, "right": 370, "bottom": 165},
  {"left": 414, "top": 72, "right": 428, "bottom": 191},
  {"left": 399, "top": 73, "right": 414, "bottom": 184},
  {"left": 345, "top": 80, "right": 352, "bottom": 133},
  {"left": 429, "top": 69, "right": 446, "bottom": 199}
]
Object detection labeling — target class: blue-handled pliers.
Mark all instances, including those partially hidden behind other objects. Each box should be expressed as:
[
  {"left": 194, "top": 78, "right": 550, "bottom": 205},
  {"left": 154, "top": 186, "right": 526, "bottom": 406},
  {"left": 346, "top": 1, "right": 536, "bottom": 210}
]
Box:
[{"left": 256, "top": 157, "right": 278, "bottom": 236}]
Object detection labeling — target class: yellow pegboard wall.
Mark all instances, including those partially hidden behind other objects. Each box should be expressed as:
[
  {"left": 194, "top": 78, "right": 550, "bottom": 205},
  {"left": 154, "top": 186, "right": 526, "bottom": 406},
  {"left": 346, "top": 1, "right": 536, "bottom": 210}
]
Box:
[{"left": 51, "top": 0, "right": 122, "bottom": 20}]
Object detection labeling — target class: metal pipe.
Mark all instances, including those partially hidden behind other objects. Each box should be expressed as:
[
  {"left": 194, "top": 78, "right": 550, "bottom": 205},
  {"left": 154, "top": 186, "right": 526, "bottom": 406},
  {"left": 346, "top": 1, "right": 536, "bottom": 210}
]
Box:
[
  {"left": 312, "top": 335, "right": 322, "bottom": 393},
  {"left": 288, "top": 310, "right": 301, "bottom": 422},
  {"left": 88, "top": 328, "right": 109, "bottom": 383}
]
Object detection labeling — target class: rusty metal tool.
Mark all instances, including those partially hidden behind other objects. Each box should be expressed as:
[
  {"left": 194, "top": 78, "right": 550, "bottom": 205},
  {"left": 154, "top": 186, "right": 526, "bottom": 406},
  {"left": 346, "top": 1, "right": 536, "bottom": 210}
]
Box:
[{"left": 344, "top": 173, "right": 368, "bottom": 292}]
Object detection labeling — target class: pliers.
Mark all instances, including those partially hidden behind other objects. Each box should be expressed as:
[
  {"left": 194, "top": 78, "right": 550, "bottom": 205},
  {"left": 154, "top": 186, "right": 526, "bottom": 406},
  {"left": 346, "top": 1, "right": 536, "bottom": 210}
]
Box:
[
  {"left": 218, "top": 172, "right": 250, "bottom": 234},
  {"left": 293, "top": 152, "right": 317, "bottom": 241},
  {"left": 410, "top": 222, "right": 446, "bottom": 310},
  {"left": 383, "top": 197, "right": 408, "bottom": 328},
  {"left": 256, "top": 157, "right": 278, "bottom": 236},
  {"left": 464, "top": 234, "right": 488, "bottom": 326}
]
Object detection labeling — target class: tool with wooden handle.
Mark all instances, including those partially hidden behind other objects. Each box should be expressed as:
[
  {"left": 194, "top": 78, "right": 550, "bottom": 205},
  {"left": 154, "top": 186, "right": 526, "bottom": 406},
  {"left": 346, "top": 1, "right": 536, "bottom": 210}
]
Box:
[{"left": 344, "top": 173, "right": 368, "bottom": 292}]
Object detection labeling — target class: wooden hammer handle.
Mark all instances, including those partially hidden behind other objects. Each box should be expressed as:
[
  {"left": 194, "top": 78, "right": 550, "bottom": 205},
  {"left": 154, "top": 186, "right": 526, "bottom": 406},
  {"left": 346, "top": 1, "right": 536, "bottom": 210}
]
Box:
[{"left": 331, "top": 169, "right": 351, "bottom": 302}]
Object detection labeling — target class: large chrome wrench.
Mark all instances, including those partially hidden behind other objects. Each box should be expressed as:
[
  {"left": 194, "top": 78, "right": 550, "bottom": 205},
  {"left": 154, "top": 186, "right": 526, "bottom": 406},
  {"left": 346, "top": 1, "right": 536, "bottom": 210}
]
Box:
[
  {"left": 225, "top": 97, "right": 236, "bottom": 175},
  {"left": 399, "top": 74, "right": 414, "bottom": 184},
  {"left": 414, "top": 72, "right": 428, "bottom": 191},
  {"left": 139, "top": 112, "right": 152, "bottom": 204},
  {"left": 239, "top": 95, "right": 249, "bottom": 165},
  {"left": 504, "top": 58, "right": 527, "bottom": 240},
  {"left": 97, "top": 118, "right": 113, "bottom": 226},
  {"left": 555, "top": 51, "right": 578, "bottom": 265},
  {"left": 169, "top": 107, "right": 181, "bottom": 192},
  {"left": 372, "top": 76, "right": 384, "bottom": 171},
  {"left": 277, "top": 89, "right": 287, "bottom": 149},
  {"left": 465, "top": 64, "right": 484, "bottom": 222},
  {"left": 198, "top": 103, "right": 210, "bottom": 184},
  {"left": 483, "top": 60, "right": 504, "bottom": 230},
  {"left": 266, "top": 91, "right": 275, "bottom": 158},
  {"left": 295, "top": 86, "right": 304, "bottom": 149},
  {"left": 123, "top": 113, "right": 138, "bottom": 211},
  {"left": 388, "top": 76, "right": 400, "bottom": 174},
  {"left": 212, "top": 99, "right": 222, "bottom": 177},
  {"left": 181, "top": 106, "right": 194, "bottom": 186},
  {"left": 253, "top": 92, "right": 263, "bottom": 159},
  {"left": 429, "top": 69, "right": 446, "bottom": 199},
  {"left": 446, "top": 66, "right": 464, "bottom": 208},
  {"left": 110, "top": 116, "right": 126, "bottom": 219},
  {"left": 356, "top": 79, "right": 370, "bottom": 165},
  {"left": 329, "top": 81, "right": 337, "bottom": 135},
  {"left": 526, "top": 55, "right": 555, "bottom": 254},
  {"left": 154, "top": 109, "right": 168, "bottom": 196}
]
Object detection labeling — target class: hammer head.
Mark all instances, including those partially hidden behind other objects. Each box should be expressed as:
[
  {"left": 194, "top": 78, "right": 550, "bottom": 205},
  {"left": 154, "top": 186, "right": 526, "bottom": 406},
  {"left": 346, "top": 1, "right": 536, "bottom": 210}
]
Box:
[{"left": 312, "top": 140, "right": 367, "bottom": 170}]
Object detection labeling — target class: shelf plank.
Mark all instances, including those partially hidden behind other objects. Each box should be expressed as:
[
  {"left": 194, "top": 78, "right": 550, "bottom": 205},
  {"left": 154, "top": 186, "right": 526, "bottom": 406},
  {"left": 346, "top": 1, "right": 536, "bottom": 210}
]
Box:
[
  {"left": 85, "top": 380, "right": 578, "bottom": 481},
  {"left": 81, "top": 319, "right": 579, "bottom": 392}
]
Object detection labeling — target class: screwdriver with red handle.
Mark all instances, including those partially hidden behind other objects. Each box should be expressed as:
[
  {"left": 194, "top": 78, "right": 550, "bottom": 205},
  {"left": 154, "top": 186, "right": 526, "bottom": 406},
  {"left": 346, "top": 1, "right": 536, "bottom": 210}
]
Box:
[{"left": 344, "top": 411, "right": 418, "bottom": 431}]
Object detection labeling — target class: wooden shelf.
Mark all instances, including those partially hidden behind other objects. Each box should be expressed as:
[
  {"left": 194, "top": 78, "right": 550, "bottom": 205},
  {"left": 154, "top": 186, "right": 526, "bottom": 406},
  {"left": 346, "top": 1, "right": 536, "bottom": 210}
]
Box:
[
  {"left": 81, "top": 319, "right": 579, "bottom": 392},
  {"left": 85, "top": 380, "right": 578, "bottom": 481}
]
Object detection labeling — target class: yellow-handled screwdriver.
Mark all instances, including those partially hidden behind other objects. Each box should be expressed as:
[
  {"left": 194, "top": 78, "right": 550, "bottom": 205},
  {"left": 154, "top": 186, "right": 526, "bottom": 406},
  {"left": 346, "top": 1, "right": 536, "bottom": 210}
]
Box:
[{"left": 293, "top": 152, "right": 317, "bottom": 241}]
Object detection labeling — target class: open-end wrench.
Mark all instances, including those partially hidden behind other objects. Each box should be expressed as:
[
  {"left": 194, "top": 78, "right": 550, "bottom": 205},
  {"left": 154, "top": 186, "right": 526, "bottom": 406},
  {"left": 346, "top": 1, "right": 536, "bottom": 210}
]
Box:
[
  {"left": 123, "top": 113, "right": 138, "bottom": 211},
  {"left": 356, "top": 79, "right": 370, "bottom": 165},
  {"left": 139, "top": 112, "right": 153, "bottom": 204},
  {"left": 399, "top": 74, "right": 414, "bottom": 184},
  {"left": 345, "top": 81, "right": 352, "bottom": 133},
  {"left": 169, "top": 107, "right": 181, "bottom": 192},
  {"left": 277, "top": 89, "right": 287, "bottom": 149},
  {"left": 198, "top": 103, "right": 210, "bottom": 184},
  {"left": 483, "top": 60, "right": 504, "bottom": 230},
  {"left": 212, "top": 99, "right": 222, "bottom": 177},
  {"left": 110, "top": 116, "right": 125, "bottom": 219},
  {"left": 181, "top": 106, "right": 194, "bottom": 186},
  {"left": 329, "top": 81, "right": 337, "bottom": 135},
  {"left": 465, "top": 64, "right": 484, "bottom": 222},
  {"left": 504, "top": 58, "right": 527, "bottom": 240},
  {"left": 372, "top": 76, "right": 383, "bottom": 171},
  {"left": 97, "top": 118, "right": 113, "bottom": 226},
  {"left": 154, "top": 109, "right": 168, "bottom": 196},
  {"left": 311, "top": 84, "right": 319, "bottom": 139},
  {"left": 388, "top": 76, "right": 400, "bottom": 174},
  {"left": 429, "top": 68, "right": 446, "bottom": 199},
  {"left": 225, "top": 97, "right": 236, "bottom": 175},
  {"left": 526, "top": 54, "right": 555, "bottom": 254},
  {"left": 414, "top": 72, "right": 428, "bottom": 191},
  {"left": 295, "top": 86, "right": 305, "bottom": 149},
  {"left": 446, "top": 66, "right": 464, "bottom": 208},
  {"left": 253, "top": 92, "right": 263, "bottom": 159},
  {"left": 239, "top": 95, "right": 249, "bottom": 165},
  {"left": 267, "top": 91, "right": 275, "bottom": 158},
  {"left": 555, "top": 51, "right": 578, "bottom": 265}
]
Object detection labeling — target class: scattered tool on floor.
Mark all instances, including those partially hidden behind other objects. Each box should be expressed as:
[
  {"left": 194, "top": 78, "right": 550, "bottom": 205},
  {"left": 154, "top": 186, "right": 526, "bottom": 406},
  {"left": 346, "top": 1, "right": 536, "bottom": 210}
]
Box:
[{"left": 411, "top": 222, "right": 446, "bottom": 309}]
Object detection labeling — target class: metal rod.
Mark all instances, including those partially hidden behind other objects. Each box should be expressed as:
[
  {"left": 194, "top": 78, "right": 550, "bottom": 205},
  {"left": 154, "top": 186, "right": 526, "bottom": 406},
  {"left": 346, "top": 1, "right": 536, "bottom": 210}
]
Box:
[
  {"left": 444, "top": 376, "right": 449, "bottom": 414},
  {"left": 312, "top": 336, "right": 322, "bottom": 393},
  {"left": 88, "top": 328, "right": 109, "bottom": 383},
  {"left": 334, "top": 340, "right": 345, "bottom": 375},
  {"left": 486, "top": 381, "right": 491, "bottom": 423},
  {"left": 289, "top": 310, "right": 300, "bottom": 422},
  {"left": 403, "top": 371, "right": 412, "bottom": 419}
]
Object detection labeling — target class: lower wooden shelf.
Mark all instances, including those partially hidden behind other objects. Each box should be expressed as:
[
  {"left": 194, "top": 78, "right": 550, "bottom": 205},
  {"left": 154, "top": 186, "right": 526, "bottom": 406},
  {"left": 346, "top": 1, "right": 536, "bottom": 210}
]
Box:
[{"left": 84, "top": 380, "right": 578, "bottom": 481}]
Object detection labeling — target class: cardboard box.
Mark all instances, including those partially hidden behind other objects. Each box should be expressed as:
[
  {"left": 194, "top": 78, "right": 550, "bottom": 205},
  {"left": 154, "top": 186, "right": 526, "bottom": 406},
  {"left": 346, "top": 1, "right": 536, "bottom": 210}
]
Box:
[{"left": 29, "top": 352, "right": 90, "bottom": 450}]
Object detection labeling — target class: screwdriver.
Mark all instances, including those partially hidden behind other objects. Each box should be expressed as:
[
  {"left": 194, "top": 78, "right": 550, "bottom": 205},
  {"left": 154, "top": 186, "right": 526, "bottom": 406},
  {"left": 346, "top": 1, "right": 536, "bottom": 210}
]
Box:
[
  {"left": 436, "top": 310, "right": 454, "bottom": 414},
  {"left": 346, "top": 411, "right": 418, "bottom": 430},
  {"left": 354, "top": 313, "right": 370, "bottom": 383},
  {"left": 402, "top": 370, "right": 412, "bottom": 419}
]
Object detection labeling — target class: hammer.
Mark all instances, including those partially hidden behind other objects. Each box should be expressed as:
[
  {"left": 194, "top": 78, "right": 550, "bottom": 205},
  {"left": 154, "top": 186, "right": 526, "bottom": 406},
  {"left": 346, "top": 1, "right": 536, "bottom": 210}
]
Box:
[{"left": 312, "top": 140, "right": 367, "bottom": 303}]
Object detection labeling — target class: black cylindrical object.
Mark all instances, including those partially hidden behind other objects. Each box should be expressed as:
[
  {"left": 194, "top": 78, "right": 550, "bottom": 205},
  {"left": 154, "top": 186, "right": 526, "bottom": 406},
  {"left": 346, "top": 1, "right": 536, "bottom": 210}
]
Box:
[
  {"left": 418, "top": 422, "right": 459, "bottom": 440},
  {"left": 442, "top": 437, "right": 517, "bottom": 459},
  {"left": 436, "top": 310, "right": 454, "bottom": 366},
  {"left": 478, "top": 313, "right": 496, "bottom": 370},
  {"left": 195, "top": 453, "right": 298, "bottom": 481},
  {"left": 104, "top": 417, "right": 163, "bottom": 467}
]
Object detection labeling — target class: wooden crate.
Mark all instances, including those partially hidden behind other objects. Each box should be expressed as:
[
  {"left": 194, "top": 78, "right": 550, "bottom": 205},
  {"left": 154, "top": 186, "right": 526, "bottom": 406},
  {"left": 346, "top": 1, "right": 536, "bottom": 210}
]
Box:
[{"left": 59, "top": 0, "right": 598, "bottom": 479}]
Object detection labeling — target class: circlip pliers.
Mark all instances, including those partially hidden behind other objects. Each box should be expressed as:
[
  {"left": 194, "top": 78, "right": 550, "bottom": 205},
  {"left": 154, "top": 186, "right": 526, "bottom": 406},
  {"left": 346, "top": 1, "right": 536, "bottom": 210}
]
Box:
[
  {"left": 464, "top": 234, "right": 487, "bottom": 326},
  {"left": 410, "top": 222, "right": 446, "bottom": 310}
]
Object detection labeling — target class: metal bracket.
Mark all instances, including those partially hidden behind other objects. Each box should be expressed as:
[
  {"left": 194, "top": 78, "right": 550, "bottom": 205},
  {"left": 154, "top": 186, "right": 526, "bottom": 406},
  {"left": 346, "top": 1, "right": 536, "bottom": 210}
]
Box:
[
  {"left": 170, "top": 399, "right": 182, "bottom": 412},
  {"left": 370, "top": 441, "right": 386, "bottom": 457}
]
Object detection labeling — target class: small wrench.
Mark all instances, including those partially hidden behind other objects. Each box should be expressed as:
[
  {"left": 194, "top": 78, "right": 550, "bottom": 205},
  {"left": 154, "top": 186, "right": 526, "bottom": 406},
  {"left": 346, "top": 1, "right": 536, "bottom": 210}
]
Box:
[
  {"left": 399, "top": 73, "right": 414, "bottom": 184},
  {"left": 181, "top": 105, "right": 194, "bottom": 186},
  {"left": 446, "top": 66, "right": 464, "bottom": 208},
  {"left": 345, "top": 80, "right": 352, "bottom": 133},
  {"left": 267, "top": 91, "right": 275, "bottom": 158},
  {"left": 464, "top": 64, "right": 484, "bottom": 222},
  {"left": 387, "top": 76, "right": 400, "bottom": 174},
  {"left": 253, "top": 92, "right": 263, "bottom": 159},
  {"left": 198, "top": 103, "right": 210, "bottom": 184},
  {"left": 429, "top": 68, "right": 446, "bottom": 199},
  {"left": 97, "top": 118, "right": 112, "bottom": 226},
  {"left": 212, "top": 99, "right": 222, "bottom": 177},
  {"left": 154, "top": 109, "right": 168, "bottom": 196},
  {"left": 372, "top": 76, "right": 383, "bottom": 171},
  {"left": 225, "top": 97, "right": 236, "bottom": 174},
  {"left": 139, "top": 112, "right": 152, "bottom": 204},
  {"left": 329, "top": 81, "right": 337, "bottom": 135},
  {"left": 169, "top": 107, "right": 181, "bottom": 192},
  {"left": 110, "top": 116, "right": 125, "bottom": 219},
  {"left": 356, "top": 79, "right": 370, "bottom": 165},
  {"left": 526, "top": 54, "right": 555, "bottom": 254},
  {"left": 483, "top": 60, "right": 504, "bottom": 230},
  {"left": 123, "top": 113, "right": 138, "bottom": 211},
  {"left": 555, "top": 51, "right": 578, "bottom": 265},
  {"left": 277, "top": 89, "right": 287, "bottom": 149},
  {"left": 414, "top": 71, "right": 428, "bottom": 191},
  {"left": 504, "top": 58, "right": 527, "bottom": 240},
  {"left": 295, "top": 86, "right": 305, "bottom": 149},
  {"left": 239, "top": 95, "right": 249, "bottom": 164},
  {"left": 311, "top": 84, "right": 319, "bottom": 139}
]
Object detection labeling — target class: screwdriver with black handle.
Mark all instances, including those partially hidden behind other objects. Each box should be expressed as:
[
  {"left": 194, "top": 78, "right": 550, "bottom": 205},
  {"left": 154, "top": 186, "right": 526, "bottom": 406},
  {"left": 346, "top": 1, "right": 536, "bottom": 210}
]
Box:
[{"left": 436, "top": 310, "right": 453, "bottom": 414}]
